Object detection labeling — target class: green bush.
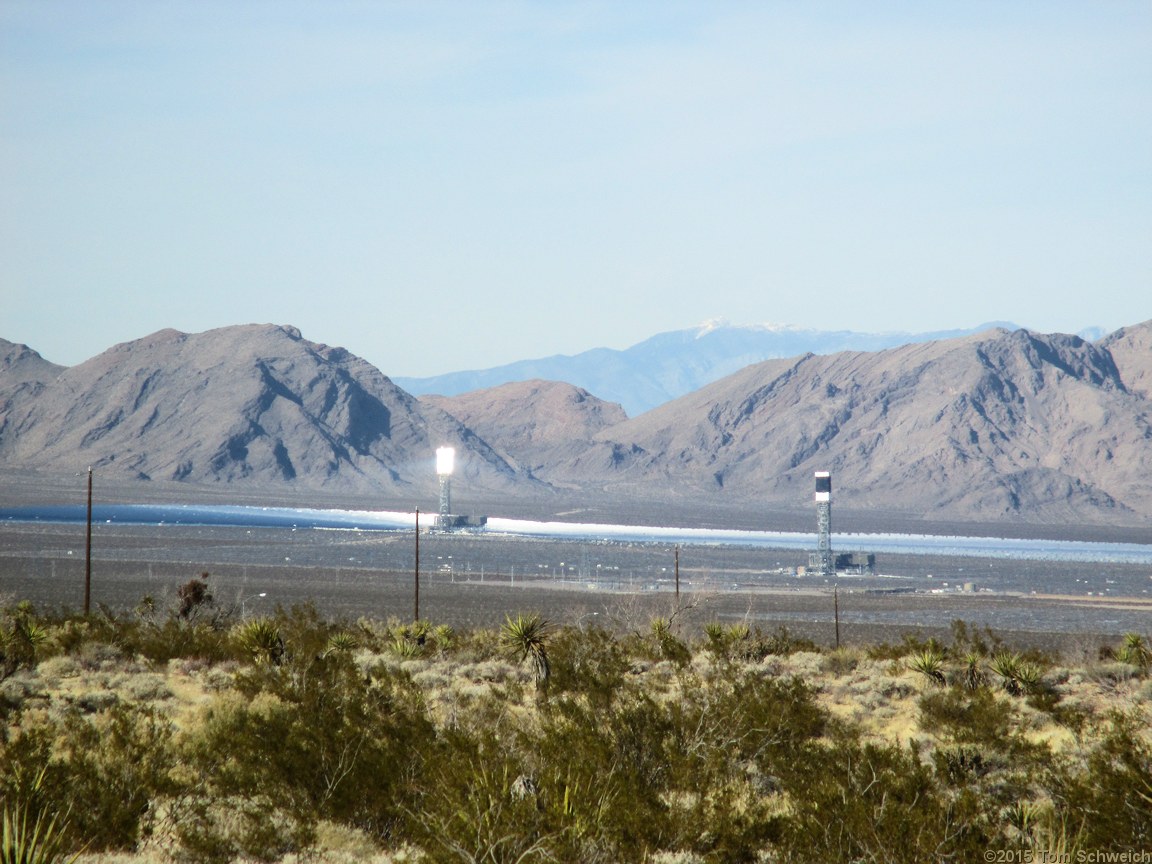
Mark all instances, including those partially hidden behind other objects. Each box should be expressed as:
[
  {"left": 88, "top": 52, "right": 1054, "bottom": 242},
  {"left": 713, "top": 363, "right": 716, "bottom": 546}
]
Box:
[
  {"left": 0, "top": 702, "right": 176, "bottom": 853},
  {"left": 1054, "top": 712, "right": 1152, "bottom": 851},
  {"left": 181, "top": 647, "right": 432, "bottom": 851},
  {"left": 777, "top": 737, "right": 988, "bottom": 863}
]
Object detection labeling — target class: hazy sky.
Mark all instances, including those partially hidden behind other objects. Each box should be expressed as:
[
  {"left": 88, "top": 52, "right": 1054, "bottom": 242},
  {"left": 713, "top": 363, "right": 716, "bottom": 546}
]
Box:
[{"left": 2, "top": 2, "right": 1149, "bottom": 376}]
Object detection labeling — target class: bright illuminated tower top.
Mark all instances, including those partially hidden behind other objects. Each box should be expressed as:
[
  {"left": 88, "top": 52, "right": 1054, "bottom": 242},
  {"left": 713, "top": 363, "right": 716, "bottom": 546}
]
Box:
[{"left": 436, "top": 447, "right": 455, "bottom": 477}]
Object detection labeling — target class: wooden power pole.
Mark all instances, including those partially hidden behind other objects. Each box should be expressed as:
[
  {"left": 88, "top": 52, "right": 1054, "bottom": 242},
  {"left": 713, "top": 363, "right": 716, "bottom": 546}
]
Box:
[
  {"left": 414, "top": 507, "right": 420, "bottom": 622},
  {"left": 84, "top": 467, "right": 93, "bottom": 616}
]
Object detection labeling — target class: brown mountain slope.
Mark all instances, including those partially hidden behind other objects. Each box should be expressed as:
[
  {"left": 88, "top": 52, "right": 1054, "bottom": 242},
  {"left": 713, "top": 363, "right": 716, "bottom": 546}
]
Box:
[
  {"left": 0, "top": 324, "right": 533, "bottom": 495},
  {"left": 0, "top": 339, "right": 65, "bottom": 388},
  {"left": 422, "top": 380, "right": 627, "bottom": 481},
  {"left": 567, "top": 328, "right": 1152, "bottom": 524},
  {"left": 1100, "top": 319, "right": 1152, "bottom": 400}
]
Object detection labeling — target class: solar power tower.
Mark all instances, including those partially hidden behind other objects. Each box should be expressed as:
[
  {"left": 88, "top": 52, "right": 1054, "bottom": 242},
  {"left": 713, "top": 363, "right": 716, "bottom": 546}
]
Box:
[
  {"left": 813, "top": 471, "right": 834, "bottom": 577},
  {"left": 436, "top": 447, "right": 454, "bottom": 529}
]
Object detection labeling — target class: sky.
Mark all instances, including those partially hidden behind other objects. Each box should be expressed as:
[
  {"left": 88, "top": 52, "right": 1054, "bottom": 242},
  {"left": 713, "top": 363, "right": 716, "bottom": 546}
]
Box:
[{"left": 2, "top": 1, "right": 1149, "bottom": 377}]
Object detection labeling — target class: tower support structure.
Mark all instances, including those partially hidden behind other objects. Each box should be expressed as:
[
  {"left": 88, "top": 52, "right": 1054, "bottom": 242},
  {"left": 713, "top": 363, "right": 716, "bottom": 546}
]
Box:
[
  {"left": 435, "top": 446, "right": 454, "bottom": 531},
  {"left": 810, "top": 471, "right": 834, "bottom": 577},
  {"left": 437, "top": 473, "right": 451, "bottom": 526}
]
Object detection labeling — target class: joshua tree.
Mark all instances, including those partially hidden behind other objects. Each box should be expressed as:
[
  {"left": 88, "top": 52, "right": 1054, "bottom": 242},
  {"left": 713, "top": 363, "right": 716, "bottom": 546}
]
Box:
[{"left": 501, "top": 613, "right": 552, "bottom": 688}]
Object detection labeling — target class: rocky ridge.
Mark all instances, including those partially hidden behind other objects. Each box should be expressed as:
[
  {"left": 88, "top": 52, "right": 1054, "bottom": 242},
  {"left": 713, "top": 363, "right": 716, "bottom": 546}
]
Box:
[
  {"left": 0, "top": 325, "right": 532, "bottom": 497},
  {"left": 2, "top": 322, "right": 1150, "bottom": 527}
]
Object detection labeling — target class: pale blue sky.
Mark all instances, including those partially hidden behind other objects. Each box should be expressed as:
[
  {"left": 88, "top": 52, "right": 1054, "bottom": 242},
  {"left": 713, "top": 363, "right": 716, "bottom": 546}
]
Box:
[{"left": 2, "top": 1, "right": 1149, "bottom": 376}]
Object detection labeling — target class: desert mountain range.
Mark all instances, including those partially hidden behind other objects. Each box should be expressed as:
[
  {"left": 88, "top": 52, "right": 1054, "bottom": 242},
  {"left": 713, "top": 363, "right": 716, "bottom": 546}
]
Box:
[
  {"left": 2, "top": 321, "right": 1150, "bottom": 528},
  {"left": 395, "top": 320, "right": 1030, "bottom": 416}
]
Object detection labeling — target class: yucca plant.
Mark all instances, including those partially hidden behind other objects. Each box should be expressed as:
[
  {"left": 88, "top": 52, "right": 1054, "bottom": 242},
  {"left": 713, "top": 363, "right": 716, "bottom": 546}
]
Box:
[
  {"left": 501, "top": 613, "right": 552, "bottom": 688},
  {"left": 323, "top": 631, "right": 359, "bottom": 657},
  {"left": 390, "top": 634, "right": 422, "bottom": 659},
  {"left": 908, "top": 647, "right": 947, "bottom": 687},
  {"left": 234, "top": 618, "right": 285, "bottom": 666},
  {"left": 727, "top": 622, "right": 750, "bottom": 643},
  {"left": 431, "top": 624, "right": 454, "bottom": 651},
  {"left": 1015, "top": 661, "right": 1044, "bottom": 694},
  {"left": 989, "top": 651, "right": 1026, "bottom": 696},
  {"left": 1003, "top": 799, "right": 1043, "bottom": 842},
  {"left": 650, "top": 617, "right": 671, "bottom": 642},
  {"left": 1, "top": 610, "right": 48, "bottom": 680},
  {"left": 961, "top": 651, "right": 987, "bottom": 691},
  {"left": 1116, "top": 633, "right": 1151, "bottom": 671},
  {"left": 1, "top": 799, "right": 82, "bottom": 864},
  {"left": 649, "top": 617, "right": 690, "bottom": 665},
  {"left": 703, "top": 621, "right": 726, "bottom": 644}
]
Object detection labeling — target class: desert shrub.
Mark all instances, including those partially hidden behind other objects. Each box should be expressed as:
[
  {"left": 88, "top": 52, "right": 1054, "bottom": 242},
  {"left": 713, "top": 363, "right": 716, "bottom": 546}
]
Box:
[
  {"left": 919, "top": 686, "right": 1016, "bottom": 750},
  {"left": 918, "top": 685, "right": 1053, "bottom": 806},
  {"left": 35, "top": 655, "right": 81, "bottom": 683},
  {"left": 0, "top": 702, "right": 178, "bottom": 853},
  {"left": 176, "top": 576, "right": 213, "bottom": 619},
  {"left": 546, "top": 626, "right": 629, "bottom": 708},
  {"left": 821, "top": 646, "right": 860, "bottom": 676},
  {"left": 866, "top": 633, "right": 946, "bottom": 662},
  {"left": 949, "top": 619, "right": 1002, "bottom": 657},
  {"left": 178, "top": 645, "right": 432, "bottom": 855},
  {"left": 745, "top": 626, "right": 817, "bottom": 659},
  {"left": 933, "top": 744, "right": 989, "bottom": 785},
  {"left": 169, "top": 794, "right": 314, "bottom": 864},
  {"left": 0, "top": 673, "right": 43, "bottom": 719},
  {"left": 57, "top": 704, "right": 178, "bottom": 851},
  {"left": 988, "top": 651, "right": 1047, "bottom": 697},
  {"left": 268, "top": 603, "right": 342, "bottom": 660},
  {"left": 128, "top": 617, "right": 232, "bottom": 665},
  {"left": 443, "top": 625, "right": 503, "bottom": 664},
  {"left": 649, "top": 617, "right": 691, "bottom": 667},
  {"left": 657, "top": 671, "right": 826, "bottom": 859},
  {"left": 776, "top": 737, "right": 988, "bottom": 863},
  {"left": 675, "top": 670, "right": 827, "bottom": 776},
  {"left": 414, "top": 730, "right": 571, "bottom": 864},
  {"left": 514, "top": 691, "right": 678, "bottom": 859},
  {"left": 121, "top": 673, "right": 172, "bottom": 703},
  {"left": 960, "top": 650, "right": 988, "bottom": 690},
  {"left": 1053, "top": 711, "right": 1152, "bottom": 851}
]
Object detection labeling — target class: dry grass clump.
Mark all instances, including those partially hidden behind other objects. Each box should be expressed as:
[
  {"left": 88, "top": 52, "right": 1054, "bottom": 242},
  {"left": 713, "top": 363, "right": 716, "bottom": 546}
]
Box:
[{"left": 3, "top": 601, "right": 1151, "bottom": 863}]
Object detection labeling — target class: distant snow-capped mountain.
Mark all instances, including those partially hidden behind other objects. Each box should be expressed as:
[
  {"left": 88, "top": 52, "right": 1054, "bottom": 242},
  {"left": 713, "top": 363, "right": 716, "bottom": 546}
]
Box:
[{"left": 394, "top": 321, "right": 1022, "bottom": 416}]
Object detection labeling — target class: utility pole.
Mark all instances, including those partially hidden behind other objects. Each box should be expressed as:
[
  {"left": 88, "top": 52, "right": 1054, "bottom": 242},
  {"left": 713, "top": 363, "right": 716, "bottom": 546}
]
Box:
[
  {"left": 674, "top": 545, "right": 680, "bottom": 604},
  {"left": 833, "top": 584, "right": 841, "bottom": 649},
  {"left": 84, "top": 467, "right": 93, "bottom": 616},
  {"left": 414, "top": 507, "right": 420, "bottom": 622}
]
